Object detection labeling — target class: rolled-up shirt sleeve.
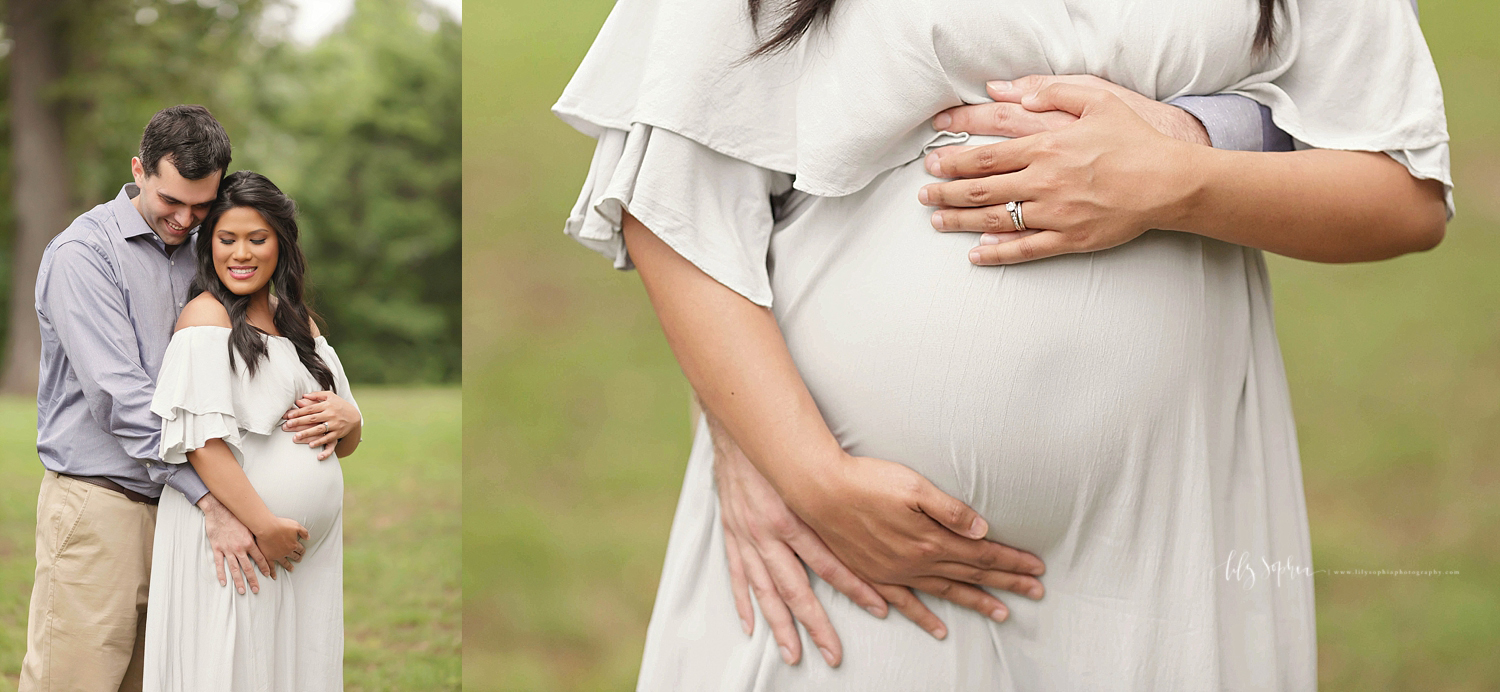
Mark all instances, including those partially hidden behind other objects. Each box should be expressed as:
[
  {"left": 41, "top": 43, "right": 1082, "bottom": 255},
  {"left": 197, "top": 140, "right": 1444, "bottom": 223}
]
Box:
[
  {"left": 162, "top": 456, "right": 209, "bottom": 505},
  {"left": 41, "top": 240, "right": 209, "bottom": 505},
  {"left": 1170, "top": 94, "right": 1293, "bottom": 152}
]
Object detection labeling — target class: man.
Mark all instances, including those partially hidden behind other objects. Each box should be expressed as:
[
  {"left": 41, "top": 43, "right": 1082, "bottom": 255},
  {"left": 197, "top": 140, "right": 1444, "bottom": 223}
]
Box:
[{"left": 19, "top": 105, "right": 344, "bottom": 690}]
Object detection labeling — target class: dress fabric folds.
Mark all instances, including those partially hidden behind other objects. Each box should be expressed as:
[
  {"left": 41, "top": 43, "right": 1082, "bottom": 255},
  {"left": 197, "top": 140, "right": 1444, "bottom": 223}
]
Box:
[
  {"left": 557, "top": 0, "right": 1450, "bottom": 690},
  {"left": 143, "top": 326, "right": 356, "bottom": 691}
]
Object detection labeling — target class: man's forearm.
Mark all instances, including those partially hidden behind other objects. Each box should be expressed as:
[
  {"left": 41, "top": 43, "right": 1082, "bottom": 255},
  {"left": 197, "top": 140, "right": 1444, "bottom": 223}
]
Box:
[
  {"left": 1169, "top": 94, "right": 1292, "bottom": 153},
  {"left": 163, "top": 462, "right": 210, "bottom": 506}
]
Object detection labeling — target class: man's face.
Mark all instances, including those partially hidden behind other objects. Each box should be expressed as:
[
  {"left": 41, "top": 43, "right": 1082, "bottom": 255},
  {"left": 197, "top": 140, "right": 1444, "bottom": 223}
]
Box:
[{"left": 130, "top": 156, "right": 221, "bottom": 246}]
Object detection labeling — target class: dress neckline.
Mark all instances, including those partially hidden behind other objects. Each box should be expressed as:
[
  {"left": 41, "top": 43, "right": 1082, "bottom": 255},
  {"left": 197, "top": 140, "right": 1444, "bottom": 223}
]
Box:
[{"left": 176, "top": 324, "right": 328, "bottom": 344}]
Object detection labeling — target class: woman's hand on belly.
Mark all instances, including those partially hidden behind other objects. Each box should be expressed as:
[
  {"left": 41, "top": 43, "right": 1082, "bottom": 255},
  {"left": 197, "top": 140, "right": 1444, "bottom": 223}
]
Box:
[
  {"left": 920, "top": 82, "right": 1197, "bottom": 265},
  {"left": 283, "top": 391, "right": 362, "bottom": 460},
  {"left": 787, "top": 453, "right": 1048, "bottom": 634}
]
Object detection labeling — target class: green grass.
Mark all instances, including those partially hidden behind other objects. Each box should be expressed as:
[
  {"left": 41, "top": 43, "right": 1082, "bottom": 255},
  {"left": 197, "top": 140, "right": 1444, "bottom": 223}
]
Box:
[
  {"left": 466, "top": 0, "right": 1500, "bottom": 689},
  {"left": 0, "top": 387, "right": 460, "bottom": 691}
]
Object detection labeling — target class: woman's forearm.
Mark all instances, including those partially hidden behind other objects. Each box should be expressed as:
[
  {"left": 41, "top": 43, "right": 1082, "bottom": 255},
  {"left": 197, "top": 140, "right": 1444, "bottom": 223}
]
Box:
[
  {"left": 1170, "top": 147, "right": 1447, "bottom": 262},
  {"left": 927, "top": 86, "right": 1447, "bottom": 266},
  {"left": 622, "top": 213, "right": 845, "bottom": 507},
  {"left": 188, "top": 439, "right": 278, "bottom": 535},
  {"left": 334, "top": 420, "right": 361, "bottom": 458}
]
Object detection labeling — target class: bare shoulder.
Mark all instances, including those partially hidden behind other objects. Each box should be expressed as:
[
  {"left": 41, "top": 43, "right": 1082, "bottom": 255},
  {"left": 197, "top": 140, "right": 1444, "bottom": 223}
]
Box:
[
  {"left": 308, "top": 313, "right": 322, "bottom": 338},
  {"left": 175, "top": 293, "right": 231, "bottom": 331}
]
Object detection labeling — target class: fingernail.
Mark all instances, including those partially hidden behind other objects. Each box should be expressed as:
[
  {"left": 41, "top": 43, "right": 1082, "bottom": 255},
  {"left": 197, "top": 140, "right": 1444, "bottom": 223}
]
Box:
[
  {"left": 932, "top": 112, "right": 952, "bottom": 130},
  {"left": 1022, "top": 91, "right": 1039, "bottom": 104},
  {"left": 979, "top": 233, "right": 1001, "bottom": 245},
  {"left": 819, "top": 647, "right": 836, "bottom": 666},
  {"left": 780, "top": 645, "right": 795, "bottom": 664},
  {"left": 968, "top": 516, "right": 989, "bottom": 539},
  {"left": 1029, "top": 563, "right": 1046, "bottom": 576},
  {"left": 969, "top": 248, "right": 984, "bottom": 263},
  {"left": 918, "top": 186, "right": 931, "bottom": 204},
  {"left": 931, "top": 211, "right": 944, "bottom": 230},
  {"left": 990, "top": 606, "right": 1008, "bottom": 622},
  {"left": 1029, "top": 585, "right": 1044, "bottom": 600},
  {"left": 988, "top": 80, "right": 1012, "bottom": 92},
  {"left": 740, "top": 617, "right": 751, "bottom": 635},
  {"left": 932, "top": 625, "right": 948, "bottom": 640},
  {"left": 866, "top": 605, "right": 885, "bottom": 618}
]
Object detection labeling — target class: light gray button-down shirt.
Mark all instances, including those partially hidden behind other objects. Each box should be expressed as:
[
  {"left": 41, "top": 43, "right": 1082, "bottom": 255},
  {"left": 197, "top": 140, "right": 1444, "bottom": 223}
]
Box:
[{"left": 35, "top": 183, "right": 209, "bottom": 503}]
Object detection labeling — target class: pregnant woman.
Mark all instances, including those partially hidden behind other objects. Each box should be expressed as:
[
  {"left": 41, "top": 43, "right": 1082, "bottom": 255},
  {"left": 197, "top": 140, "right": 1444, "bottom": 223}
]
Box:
[
  {"left": 143, "top": 171, "right": 362, "bottom": 690},
  {"left": 557, "top": 0, "right": 1449, "bottom": 688}
]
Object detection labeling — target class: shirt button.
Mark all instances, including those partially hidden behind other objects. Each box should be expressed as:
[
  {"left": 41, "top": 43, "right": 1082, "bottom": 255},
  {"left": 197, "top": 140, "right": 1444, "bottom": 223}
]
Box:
[
  {"left": 170, "top": 260, "right": 175, "bottom": 265},
  {"left": 178, "top": 302, "right": 184, "bottom": 308}
]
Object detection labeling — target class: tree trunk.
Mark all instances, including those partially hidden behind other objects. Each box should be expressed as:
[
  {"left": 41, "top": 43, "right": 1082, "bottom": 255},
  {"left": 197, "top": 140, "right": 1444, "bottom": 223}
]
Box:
[{"left": 2, "top": 0, "right": 72, "bottom": 394}]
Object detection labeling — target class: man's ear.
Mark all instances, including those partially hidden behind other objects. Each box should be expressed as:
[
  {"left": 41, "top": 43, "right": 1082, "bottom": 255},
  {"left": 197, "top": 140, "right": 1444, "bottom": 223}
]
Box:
[{"left": 131, "top": 156, "right": 146, "bottom": 185}]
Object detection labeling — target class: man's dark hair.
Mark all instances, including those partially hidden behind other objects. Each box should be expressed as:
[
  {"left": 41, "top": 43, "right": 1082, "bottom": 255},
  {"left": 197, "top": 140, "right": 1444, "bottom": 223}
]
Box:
[{"left": 138, "top": 105, "right": 232, "bottom": 180}]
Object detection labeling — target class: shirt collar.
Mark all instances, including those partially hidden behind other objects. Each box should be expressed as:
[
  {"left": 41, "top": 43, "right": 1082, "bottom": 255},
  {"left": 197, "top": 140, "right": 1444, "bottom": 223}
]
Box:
[
  {"left": 112, "top": 183, "right": 161, "bottom": 240},
  {"left": 111, "top": 183, "right": 198, "bottom": 250}
]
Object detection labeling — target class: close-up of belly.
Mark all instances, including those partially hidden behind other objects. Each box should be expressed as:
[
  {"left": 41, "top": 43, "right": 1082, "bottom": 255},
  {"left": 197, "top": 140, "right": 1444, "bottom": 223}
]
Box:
[
  {"left": 241, "top": 430, "right": 346, "bottom": 545},
  {"left": 770, "top": 156, "right": 1256, "bottom": 551}
]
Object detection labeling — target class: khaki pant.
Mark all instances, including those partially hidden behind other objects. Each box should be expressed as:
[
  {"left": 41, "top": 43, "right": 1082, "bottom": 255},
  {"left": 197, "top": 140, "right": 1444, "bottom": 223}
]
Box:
[{"left": 20, "top": 471, "right": 156, "bottom": 692}]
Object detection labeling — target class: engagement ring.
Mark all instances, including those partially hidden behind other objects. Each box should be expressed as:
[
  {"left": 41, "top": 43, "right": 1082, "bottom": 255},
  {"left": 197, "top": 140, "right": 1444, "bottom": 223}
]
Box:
[{"left": 1006, "top": 200, "right": 1027, "bottom": 231}]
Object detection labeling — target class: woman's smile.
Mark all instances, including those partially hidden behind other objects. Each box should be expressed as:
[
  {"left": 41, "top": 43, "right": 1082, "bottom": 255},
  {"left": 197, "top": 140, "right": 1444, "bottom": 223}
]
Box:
[{"left": 211, "top": 205, "right": 279, "bottom": 295}]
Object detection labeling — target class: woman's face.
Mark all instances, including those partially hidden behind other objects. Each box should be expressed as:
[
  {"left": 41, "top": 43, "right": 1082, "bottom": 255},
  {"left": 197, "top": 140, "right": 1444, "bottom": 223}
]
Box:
[{"left": 211, "top": 205, "right": 279, "bottom": 296}]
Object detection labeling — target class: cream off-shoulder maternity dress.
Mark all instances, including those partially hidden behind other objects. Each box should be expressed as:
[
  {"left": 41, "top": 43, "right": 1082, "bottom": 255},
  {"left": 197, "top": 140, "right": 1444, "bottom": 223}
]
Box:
[
  {"left": 556, "top": 0, "right": 1451, "bottom": 688},
  {"left": 143, "top": 326, "right": 357, "bottom": 691}
]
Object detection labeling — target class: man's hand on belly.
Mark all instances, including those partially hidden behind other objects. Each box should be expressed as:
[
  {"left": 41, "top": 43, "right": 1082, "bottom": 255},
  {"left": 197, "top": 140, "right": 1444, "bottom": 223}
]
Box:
[
  {"left": 711, "top": 414, "right": 888, "bottom": 668},
  {"left": 198, "top": 493, "right": 275, "bottom": 595},
  {"left": 932, "top": 75, "right": 1211, "bottom": 148}
]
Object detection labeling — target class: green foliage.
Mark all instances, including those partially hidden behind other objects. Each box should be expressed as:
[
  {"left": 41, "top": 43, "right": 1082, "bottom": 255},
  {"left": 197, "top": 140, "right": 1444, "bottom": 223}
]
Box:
[
  {"left": 238, "top": 0, "right": 462, "bottom": 384},
  {"left": 0, "top": 0, "right": 459, "bottom": 383}
]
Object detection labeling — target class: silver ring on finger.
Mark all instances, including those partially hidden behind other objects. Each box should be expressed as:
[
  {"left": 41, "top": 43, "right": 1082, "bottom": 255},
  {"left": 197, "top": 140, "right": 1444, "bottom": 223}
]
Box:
[
  {"left": 1006, "top": 200, "right": 1027, "bottom": 232},
  {"left": 322, "top": 422, "right": 330, "bottom": 434}
]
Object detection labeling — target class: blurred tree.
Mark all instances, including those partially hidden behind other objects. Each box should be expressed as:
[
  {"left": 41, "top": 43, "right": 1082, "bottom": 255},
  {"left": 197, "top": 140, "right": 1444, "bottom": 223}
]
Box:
[
  {"left": 2, "top": 0, "right": 70, "bottom": 394},
  {"left": 0, "top": 0, "right": 459, "bottom": 389}
]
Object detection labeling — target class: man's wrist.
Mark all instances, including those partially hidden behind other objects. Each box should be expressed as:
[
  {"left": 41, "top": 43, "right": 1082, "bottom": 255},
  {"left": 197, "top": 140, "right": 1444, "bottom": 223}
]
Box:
[{"left": 197, "top": 492, "right": 223, "bottom": 512}]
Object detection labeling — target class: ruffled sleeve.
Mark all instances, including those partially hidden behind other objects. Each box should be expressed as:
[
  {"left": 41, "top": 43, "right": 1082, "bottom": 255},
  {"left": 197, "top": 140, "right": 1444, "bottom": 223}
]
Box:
[
  {"left": 315, "top": 337, "right": 359, "bottom": 415},
  {"left": 1231, "top": 0, "right": 1453, "bottom": 215},
  {"left": 555, "top": 0, "right": 798, "bottom": 307},
  {"left": 563, "top": 124, "right": 791, "bottom": 307},
  {"left": 150, "top": 326, "right": 242, "bottom": 465}
]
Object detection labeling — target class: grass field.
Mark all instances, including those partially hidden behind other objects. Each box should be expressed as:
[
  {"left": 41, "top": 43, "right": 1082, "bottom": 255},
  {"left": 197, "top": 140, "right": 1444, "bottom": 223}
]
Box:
[
  {"left": 0, "top": 387, "right": 460, "bottom": 691},
  {"left": 466, "top": 1, "right": 1500, "bottom": 689}
]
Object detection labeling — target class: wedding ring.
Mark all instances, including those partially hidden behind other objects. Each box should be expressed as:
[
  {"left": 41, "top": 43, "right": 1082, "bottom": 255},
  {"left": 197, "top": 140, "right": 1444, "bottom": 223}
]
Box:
[
  {"left": 322, "top": 422, "right": 330, "bottom": 434},
  {"left": 1006, "top": 201, "right": 1027, "bottom": 232}
]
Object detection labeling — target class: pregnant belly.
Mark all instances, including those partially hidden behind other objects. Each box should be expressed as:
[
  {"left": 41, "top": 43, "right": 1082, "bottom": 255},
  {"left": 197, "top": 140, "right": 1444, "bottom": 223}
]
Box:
[
  {"left": 769, "top": 155, "right": 1255, "bottom": 553},
  {"left": 239, "top": 430, "right": 344, "bottom": 545}
]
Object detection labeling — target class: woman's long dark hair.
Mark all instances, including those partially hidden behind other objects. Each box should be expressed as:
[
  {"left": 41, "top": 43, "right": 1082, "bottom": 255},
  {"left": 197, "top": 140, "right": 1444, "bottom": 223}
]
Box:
[
  {"left": 748, "top": 0, "right": 1285, "bottom": 57},
  {"left": 191, "top": 170, "right": 335, "bottom": 392}
]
